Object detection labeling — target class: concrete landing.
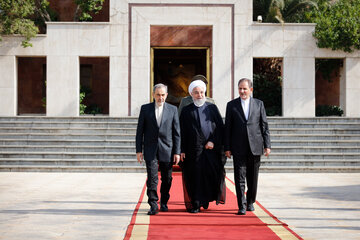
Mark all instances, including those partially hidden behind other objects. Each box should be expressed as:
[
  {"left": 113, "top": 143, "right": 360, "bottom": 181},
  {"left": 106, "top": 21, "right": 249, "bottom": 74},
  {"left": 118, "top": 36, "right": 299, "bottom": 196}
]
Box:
[{"left": 0, "top": 172, "right": 359, "bottom": 240}]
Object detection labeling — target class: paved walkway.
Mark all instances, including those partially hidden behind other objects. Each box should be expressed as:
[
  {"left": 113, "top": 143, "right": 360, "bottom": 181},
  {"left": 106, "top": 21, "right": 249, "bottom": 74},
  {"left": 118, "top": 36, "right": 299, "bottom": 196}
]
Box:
[{"left": 0, "top": 172, "right": 359, "bottom": 240}]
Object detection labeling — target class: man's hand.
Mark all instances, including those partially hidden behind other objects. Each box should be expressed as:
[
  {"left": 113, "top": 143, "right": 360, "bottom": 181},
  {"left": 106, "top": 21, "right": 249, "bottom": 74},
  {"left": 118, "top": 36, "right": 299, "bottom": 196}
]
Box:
[
  {"left": 180, "top": 153, "right": 185, "bottom": 162},
  {"left": 205, "top": 141, "right": 214, "bottom": 149},
  {"left": 264, "top": 148, "right": 271, "bottom": 157},
  {"left": 225, "top": 151, "right": 232, "bottom": 158},
  {"left": 136, "top": 152, "right": 143, "bottom": 163},
  {"left": 173, "top": 154, "right": 180, "bottom": 165}
]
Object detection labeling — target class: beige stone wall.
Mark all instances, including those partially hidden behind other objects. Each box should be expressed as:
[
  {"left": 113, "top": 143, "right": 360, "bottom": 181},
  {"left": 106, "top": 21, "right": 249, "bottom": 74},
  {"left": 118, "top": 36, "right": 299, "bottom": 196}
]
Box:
[{"left": 0, "top": 0, "right": 359, "bottom": 117}]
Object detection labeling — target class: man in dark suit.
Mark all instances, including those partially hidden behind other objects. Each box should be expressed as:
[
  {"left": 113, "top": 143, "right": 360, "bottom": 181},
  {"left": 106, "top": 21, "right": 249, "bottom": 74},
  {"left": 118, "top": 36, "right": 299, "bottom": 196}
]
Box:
[
  {"left": 224, "top": 78, "right": 271, "bottom": 215},
  {"left": 136, "top": 83, "right": 181, "bottom": 215}
]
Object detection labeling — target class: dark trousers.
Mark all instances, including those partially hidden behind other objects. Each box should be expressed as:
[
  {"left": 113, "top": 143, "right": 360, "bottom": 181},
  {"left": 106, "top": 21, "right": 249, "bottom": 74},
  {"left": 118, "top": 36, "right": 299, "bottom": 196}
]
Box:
[
  {"left": 233, "top": 153, "right": 261, "bottom": 210},
  {"left": 145, "top": 159, "right": 173, "bottom": 208}
]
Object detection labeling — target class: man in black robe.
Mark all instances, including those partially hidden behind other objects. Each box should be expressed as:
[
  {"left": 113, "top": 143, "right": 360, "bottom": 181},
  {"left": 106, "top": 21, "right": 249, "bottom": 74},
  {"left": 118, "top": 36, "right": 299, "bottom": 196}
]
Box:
[{"left": 180, "top": 80, "right": 226, "bottom": 213}]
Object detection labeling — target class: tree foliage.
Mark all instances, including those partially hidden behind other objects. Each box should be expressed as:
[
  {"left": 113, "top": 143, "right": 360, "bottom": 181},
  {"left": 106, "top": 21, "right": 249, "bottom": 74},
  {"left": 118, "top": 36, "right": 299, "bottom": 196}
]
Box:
[
  {"left": 309, "top": 0, "right": 360, "bottom": 53},
  {"left": 74, "top": 0, "right": 104, "bottom": 21},
  {"left": 253, "top": 58, "right": 283, "bottom": 116},
  {"left": 253, "top": 0, "right": 318, "bottom": 23},
  {"left": 0, "top": 0, "right": 105, "bottom": 48},
  {"left": 0, "top": 0, "right": 38, "bottom": 47}
]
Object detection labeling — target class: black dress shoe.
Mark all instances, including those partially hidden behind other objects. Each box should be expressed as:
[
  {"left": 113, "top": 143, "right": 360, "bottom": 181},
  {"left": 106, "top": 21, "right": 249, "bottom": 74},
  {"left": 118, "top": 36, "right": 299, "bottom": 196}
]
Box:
[
  {"left": 237, "top": 209, "right": 246, "bottom": 215},
  {"left": 203, "top": 202, "right": 209, "bottom": 210},
  {"left": 246, "top": 203, "right": 255, "bottom": 211},
  {"left": 160, "top": 204, "right": 168, "bottom": 212},
  {"left": 147, "top": 207, "right": 159, "bottom": 215},
  {"left": 190, "top": 208, "right": 200, "bottom": 213}
]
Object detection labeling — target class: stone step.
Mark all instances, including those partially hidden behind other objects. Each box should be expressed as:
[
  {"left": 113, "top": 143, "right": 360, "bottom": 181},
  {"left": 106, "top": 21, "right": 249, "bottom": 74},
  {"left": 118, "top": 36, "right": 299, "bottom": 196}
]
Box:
[
  {"left": 270, "top": 128, "right": 360, "bottom": 134},
  {"left": 2, "top": 139, "right": 360, "bottom": 147},
  {"left": 0, "top": 127, "right": 137, "bottom": 134},
  {"left": 1, "top": 164, "right": 358, "bottom": 173},
  {"left": 225, "top": 159, "right": 360, "bottom": 167},
  {"left": 268, "top": 123, "right": 360, "bottom": 128},
  {"left": 0, "top": 139, "right": 135, "bottom": 146},
  {"left": 3, "top": 121, "right": 360, "bottom": 129},
  {"left": 3, "top": 158, "right": 358, "bottom": 167},
  {"left": 270, "top": 146, "right": 360, "bottom": 153},
  {"left": 0, "top": 117, "right": 138, "bottom": 122},
  {"left": 227, "top": 153, "right": 360, "bottom": 160},
  {"left": 2, "top": 116, "right": 359, "bottom": 123},
  {"left": 0, "top": 133, "right": 134, "bottom": 140},
  {"left": 2, "top": 133, "right": 360, "bottom": 141},
  {"left": 1, "top": 152, "right": 359, "bottom": 160},
  {"left": 1, "top": 127, "right": 359, "bottom": 135},
  {"left": 0, "top": 146, "right": 135, "bottom": 152},
  {"left": 233, "top": 166, "right": 360, "bottom": 173},
  {"left": 267, "top": 117, "right": 360, "bottom": 123},
  {"left": 0, "top": 165, "right": 146, "bottom": 172},
  {"left": 271, "top": 140, "right": 360, "bottom": 146},
  {"left": 271, "top": 134, "right": 360, "bottom": 140},
  {"left": 0, "top": 158, "right": 140, "bottom": 166},
  {"left": 0, "top": 121, "right": 137, "bottom": 128},
  {"left": 0, "top": 152, "right": 135, "bottom": 159},
  {"left": 1, "top": 145, "right": 359, "bottom": 153},
  {"left": 2, "top": 165, "right": 359, "bottom": 173}
]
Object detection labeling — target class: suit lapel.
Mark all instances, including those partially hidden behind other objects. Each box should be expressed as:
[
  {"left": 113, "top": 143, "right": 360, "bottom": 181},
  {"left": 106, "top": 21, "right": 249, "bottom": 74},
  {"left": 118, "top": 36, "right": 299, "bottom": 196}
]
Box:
[
  {"left": 159, "top": 103, "right": 168, "bottom": 128},
  {"left": 248, "top": 97, "right": 253, "bottom": 120},
  {"left": 235, "top": 98, "right": 247, "bottom": 121},
  {"left": 150, "top": 102, "right": 159, "bottom": 129}
]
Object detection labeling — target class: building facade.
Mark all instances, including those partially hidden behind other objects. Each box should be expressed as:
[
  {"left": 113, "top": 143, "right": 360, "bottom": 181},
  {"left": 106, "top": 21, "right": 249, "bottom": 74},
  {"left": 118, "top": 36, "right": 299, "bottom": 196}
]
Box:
[{"left": 0, "top": 0, "right": 359, "bottom": 117}]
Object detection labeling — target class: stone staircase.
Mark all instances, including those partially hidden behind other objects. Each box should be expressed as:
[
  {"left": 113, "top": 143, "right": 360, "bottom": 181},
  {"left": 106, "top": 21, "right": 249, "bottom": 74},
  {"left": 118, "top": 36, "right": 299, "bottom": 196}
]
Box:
[
  {"left": 0, "top": 117, "right": 142, "bottom": 172},
  {"left": 0, "top": 117, "right": 359, "bottom": 172}
]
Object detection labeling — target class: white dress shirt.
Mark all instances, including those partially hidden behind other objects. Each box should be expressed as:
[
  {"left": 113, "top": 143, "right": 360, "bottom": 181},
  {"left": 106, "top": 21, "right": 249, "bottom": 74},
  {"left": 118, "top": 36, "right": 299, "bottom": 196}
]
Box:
[
  {"left": 241, "top": 98, "right": 250, "bottom": 120},
  {"left": 155, "top": 104, "right": 164, "bottom": 127}
]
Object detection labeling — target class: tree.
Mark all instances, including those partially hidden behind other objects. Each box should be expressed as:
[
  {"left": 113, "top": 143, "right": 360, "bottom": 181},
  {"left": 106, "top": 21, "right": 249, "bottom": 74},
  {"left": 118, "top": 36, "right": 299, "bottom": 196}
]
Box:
[
  {"left": 0, "top": 0, "right": 38, "bottom": 47},
  {"left": 74, "top": 0, "right": 104, "bottom": 21},
  {"left": 310, "top": 0, "right": 360, "bottom": 52},
  {"left": 253, "top": 58, "right": 283, "bottom": 116},
  {"left": 253, "top": 0, "right": 318, "bottom": 23},
  {"left": 0, "top": 0, "right": 105, "bottom": 48}
]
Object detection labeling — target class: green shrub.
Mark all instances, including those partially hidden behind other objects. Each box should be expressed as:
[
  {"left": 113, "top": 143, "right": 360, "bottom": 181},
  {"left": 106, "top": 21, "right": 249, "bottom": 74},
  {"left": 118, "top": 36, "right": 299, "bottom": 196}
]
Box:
[
  {"left": 253, "top": 74, "right": 282, "bottom": 116},
  {"left": 253, "top": 58, "right": 283, "bottom": 116},
  {"left": 316, "top": 105, "right": 343, "bottom": 116},
  {"left": 310, "top": 0, "right": 360, "bottom": 53},
  {"left": 79, "top": 92, "right": 86, "bottom": 115},
  {"left": 85, "top": 104, "right": 102, "bottom": 115}
]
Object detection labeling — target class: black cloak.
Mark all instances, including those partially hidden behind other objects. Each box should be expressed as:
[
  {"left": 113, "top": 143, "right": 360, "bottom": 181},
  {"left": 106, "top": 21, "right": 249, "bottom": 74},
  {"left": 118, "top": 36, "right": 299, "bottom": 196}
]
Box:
[{"left": 180, "top": 102, "right": 226, "bottom": 211}]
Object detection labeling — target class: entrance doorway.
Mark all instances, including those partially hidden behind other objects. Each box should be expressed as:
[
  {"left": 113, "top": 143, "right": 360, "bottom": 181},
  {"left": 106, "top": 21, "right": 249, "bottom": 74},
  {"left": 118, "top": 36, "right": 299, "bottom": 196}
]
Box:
[
  {"left": 17, "top": 57, "right": 46, "bottom": 115},
  {"left": 79, "top": 57, "right": 109, "bottom": 115},
  {"left": 151, "top": 47, "right": 210, "bottom": 107}
]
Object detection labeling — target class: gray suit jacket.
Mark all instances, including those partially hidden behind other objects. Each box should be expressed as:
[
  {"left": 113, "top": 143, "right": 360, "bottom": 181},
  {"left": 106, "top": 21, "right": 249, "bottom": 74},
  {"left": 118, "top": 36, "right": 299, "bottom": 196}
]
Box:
[
  {"left": 136, "top": 102, "right": 181, "bottom": 162},
  {"left": 224, "top": 97, "right": 271, "bottom": 156}
]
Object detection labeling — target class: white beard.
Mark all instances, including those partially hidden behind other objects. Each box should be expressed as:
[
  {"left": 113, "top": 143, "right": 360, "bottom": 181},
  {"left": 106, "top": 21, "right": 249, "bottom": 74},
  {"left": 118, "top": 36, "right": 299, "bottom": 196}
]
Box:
[
  {"left": 193, "top": 97, "right": 206, "bottom": 107},
  {"left": 156, "top": 101, "right": 164, "bottom": 107}
]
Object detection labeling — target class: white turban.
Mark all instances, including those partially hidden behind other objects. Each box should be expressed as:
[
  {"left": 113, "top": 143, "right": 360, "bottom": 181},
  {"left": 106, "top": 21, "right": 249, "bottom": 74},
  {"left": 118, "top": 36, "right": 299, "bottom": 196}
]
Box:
[{"left": 188, "top": 80, "right": 206, "bottom": 95}]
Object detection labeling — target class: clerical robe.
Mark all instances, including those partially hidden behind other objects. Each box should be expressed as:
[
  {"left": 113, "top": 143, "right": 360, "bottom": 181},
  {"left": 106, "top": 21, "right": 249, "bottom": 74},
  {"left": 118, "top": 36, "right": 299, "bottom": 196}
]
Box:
[{"left": 180, "top": 102, "right": 226, "bottom": 211}]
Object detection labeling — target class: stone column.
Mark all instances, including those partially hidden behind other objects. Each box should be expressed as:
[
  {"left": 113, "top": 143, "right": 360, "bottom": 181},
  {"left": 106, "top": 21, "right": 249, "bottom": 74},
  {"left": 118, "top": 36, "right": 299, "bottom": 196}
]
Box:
[
  {"left": 283, "top": 57, "right": 315, "bottom": 117},
  {"left": 109, "top": 56, "right": 128, "bottom": 117},
  {"left": 109, "top": 1, "right": 128, "bottom": 117},
  {"left": 0, "top": 56, "right": 16, "bottom": 116},
  {"left": 47, "top": 56, "right": 79, "bottom": 116},
  {"left": 345, "top": 57, "right": 360, "bottom": 117}
]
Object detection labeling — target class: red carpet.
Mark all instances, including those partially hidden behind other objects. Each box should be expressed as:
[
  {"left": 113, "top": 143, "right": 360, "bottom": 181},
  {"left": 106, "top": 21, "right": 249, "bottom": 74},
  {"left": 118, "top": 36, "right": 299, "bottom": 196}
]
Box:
[{"left": 124, "top": 173, "right": 302, "bottom": 240}]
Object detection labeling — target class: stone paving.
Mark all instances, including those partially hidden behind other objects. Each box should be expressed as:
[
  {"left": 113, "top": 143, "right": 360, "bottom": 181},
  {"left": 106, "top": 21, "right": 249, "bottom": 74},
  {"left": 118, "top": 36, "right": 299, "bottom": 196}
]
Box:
[
  {"left": 0, "top": 172, "right": 359, "bottom": 240},
  {"left": 253, "top": 173, "right": 360, "bottom": 240}
]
